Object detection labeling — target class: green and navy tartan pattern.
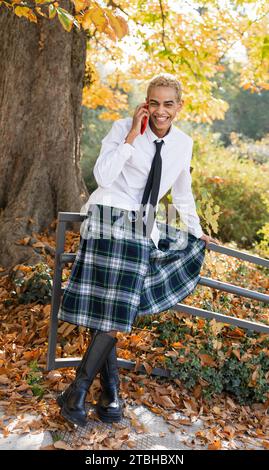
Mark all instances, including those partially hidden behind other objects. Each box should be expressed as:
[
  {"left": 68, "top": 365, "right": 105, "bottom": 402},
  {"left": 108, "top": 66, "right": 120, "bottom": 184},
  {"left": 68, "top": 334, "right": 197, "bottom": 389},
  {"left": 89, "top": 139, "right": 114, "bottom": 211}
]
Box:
[{"left": 58, "top": 204, "right": 206, "bottom": 333}]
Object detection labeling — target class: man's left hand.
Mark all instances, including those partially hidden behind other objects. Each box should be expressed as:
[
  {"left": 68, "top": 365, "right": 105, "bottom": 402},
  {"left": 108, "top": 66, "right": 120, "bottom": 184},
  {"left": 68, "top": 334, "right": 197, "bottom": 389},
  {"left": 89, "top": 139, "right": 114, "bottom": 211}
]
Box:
[{"left": 200, "top": 233, "right": 220, "bottom": 249}]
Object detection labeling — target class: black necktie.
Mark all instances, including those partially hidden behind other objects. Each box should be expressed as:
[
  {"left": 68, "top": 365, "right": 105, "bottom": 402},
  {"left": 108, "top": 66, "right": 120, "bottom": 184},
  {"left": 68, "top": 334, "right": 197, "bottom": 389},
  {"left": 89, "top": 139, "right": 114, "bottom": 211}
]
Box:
[{"left": 139, "top": 139, "right": 164, "bottom": 236}]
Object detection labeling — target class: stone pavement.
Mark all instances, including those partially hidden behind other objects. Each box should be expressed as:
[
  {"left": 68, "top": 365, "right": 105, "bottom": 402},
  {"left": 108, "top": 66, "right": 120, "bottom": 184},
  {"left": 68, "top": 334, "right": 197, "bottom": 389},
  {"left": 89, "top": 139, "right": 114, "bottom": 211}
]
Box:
[
  {"left": 0, "top": 404, "right": 202, "bottom": 450},
  {"left": 0, "top": 404, "right": 265, "bottom": 450},
  {"left": 0, "top": 410, "right": 53, "bottom": 450}
]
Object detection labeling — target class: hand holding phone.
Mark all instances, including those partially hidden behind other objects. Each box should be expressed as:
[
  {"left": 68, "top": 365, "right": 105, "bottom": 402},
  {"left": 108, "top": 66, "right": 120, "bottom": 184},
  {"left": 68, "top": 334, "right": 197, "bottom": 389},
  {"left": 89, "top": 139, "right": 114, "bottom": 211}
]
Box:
[{"left": 141, "top": 103, "right": 149, "bottom": 135}]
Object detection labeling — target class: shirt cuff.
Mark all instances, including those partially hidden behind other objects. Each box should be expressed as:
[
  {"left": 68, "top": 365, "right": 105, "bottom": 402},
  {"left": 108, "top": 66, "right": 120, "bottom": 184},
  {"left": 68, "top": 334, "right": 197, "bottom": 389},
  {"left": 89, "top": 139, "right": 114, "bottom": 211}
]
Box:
[
  {"left": 117, "top": 142, "right": 134, "bottom": 161},
  {"left": 188, "top": 225, "right": 203, "bottom": 239}
]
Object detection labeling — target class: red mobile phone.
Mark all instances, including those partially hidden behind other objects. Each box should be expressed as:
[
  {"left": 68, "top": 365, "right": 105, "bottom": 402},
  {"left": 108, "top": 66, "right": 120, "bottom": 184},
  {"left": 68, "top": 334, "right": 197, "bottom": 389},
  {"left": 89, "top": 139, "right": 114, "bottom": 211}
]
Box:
[{"left": 141, "top": 103, "right": 149, "bottom": 134}]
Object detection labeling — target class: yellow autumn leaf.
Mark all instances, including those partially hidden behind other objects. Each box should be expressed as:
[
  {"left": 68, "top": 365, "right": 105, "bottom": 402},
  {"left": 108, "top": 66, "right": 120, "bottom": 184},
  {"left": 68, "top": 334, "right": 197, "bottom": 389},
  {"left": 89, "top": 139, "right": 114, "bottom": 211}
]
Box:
[
  {"left": 106, "top": 71, "right": 132, "bottom": 93},
  {"left": 14, "top": 264, "right": 32, "bottom": 272},
  {"left": 83, "top": 74, "right": 128, "bottom": 112},
  {"left": 82, "top": 5, "right": 108, "bottom": 32},
  {"left": 54, "top": 440, "right": 73, "bottom": 450},
  {"left": 23, "top": 350, "right": 40, "bottom": 361},
  {"left": 156, "top": 395, "right": 176, "bottom": 408},
  {"left": 103, "top": 23, "right": 117, "bottom": 42},
  {"left": 115, "top": 14, "right": 129, "bottom": 38},
  {"left": 0, "top": 375, "right": 9, "bottom": 385},
  {"left": 14, "top": 6, "right": 37, "bottom": 23},
  {"left": 257, "top": 82, "right": 269, "bottom": 90},
  {"left": 81, "top": 10, "right": 92, "bottom": 29},
  {"left": 193, "top": 384, "right": 202, "bottom": 399},
  {"left": 250, "top": 367, "right": 260, "bottom": 386},
  {"left": 130, "top": 334, "right": 141, "bottom": 345},
  {"left": 210, "top": 319, "right": 226, "bottom": 335},
  {"left": 35, "top": 7, "right": 47, "bottom": 18},
  {"left": 57, "top": 7, "right": 74, "bottom": 32},
  {"left": 171, "top": 341, "right": 184, "bottom": 348},
  {"left": 71, "top": 0, "right": 90, "bottom": 13},
  {"left": 48, "top": 4, "right": 57, "bottom": 19},
  {"left": 165, "top": 350, "right": 178, "bottom": 359},
  {"left": 232, "top": 349, "right": 241, "bottom": 361},
  {"left": 98, "top": 111, "right": 122, "bottom": 121},
  {"left": 208, "top": 439, "right": 222, "bottom": 450},
  {"left": 149, "top": 406, "right": 162, "bottom": 415},
  {"left": 32, "top": 241, "right": 45, "bottom": 248},
  {"left": 196, "top": 319, "right": 204, "bottom": 330},
  {"left": 198, "top": 353, "right": 217, "bottom": 367},
  {"left": 262, "top": 441, "right": 269, "bottom": 450},
  {"left": 118, "top": 349, "right": 132, "bottom": 360},
  {"left": 212, "top": 339, "right": 222, "bottom": 351},
  {"left": 105, "top": 10, "right": 129, "bottom": 40}
]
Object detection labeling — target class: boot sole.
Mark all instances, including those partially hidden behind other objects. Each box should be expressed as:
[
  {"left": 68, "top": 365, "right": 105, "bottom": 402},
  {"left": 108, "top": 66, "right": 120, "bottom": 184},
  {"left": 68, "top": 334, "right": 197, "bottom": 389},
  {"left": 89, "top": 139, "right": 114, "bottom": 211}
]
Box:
[
  {"left": 58, "top": 394, "right": 120, "bottom": 425},
  {"left": 59, "top": 396, "right": 122, "bottom": 424},
  {"left": 60, "top": 406, "right": 88, "bottom": 427},
  {"left": 96, "top": 406, "right": 123, "bottom": 423}
]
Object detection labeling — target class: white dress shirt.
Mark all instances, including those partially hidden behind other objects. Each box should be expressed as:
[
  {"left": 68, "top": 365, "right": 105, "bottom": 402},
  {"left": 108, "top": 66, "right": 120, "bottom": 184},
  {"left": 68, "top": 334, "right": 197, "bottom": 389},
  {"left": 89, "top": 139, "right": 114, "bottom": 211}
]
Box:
[{"left": 84, "top": 117, "right": 203, "bottom": 247}]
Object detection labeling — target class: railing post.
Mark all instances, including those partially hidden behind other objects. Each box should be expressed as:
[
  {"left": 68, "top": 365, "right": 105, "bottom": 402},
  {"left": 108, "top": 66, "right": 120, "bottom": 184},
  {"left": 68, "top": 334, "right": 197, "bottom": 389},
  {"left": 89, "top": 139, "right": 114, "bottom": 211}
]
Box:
[{"left": 46, "top": 216, "right": 66, "bottom": 371}]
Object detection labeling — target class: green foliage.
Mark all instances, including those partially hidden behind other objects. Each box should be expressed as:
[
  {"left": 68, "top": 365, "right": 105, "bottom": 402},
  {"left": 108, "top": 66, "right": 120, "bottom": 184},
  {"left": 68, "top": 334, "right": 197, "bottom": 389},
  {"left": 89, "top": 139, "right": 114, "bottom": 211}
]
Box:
[
  {"left": 155, "top": 317, "right": 192, "bottom": 342},
  {"left": 195, "top": 188, "right": 221, "bottom": 237},
  {"left": 11, "top": 262, "right": 53, "bottom": 304},
  {"left": 255, "top": 195, "right": 269, "bottom": 257},
  {"left": 221, "top": 354, "right": 269, "bottom": 404},
  {"left": 52, "top": 433, "right": 63, "bottom": 443},
  {"left": 134, "top": 314, "right": 158, "bottom": 329},
  {"left": 26, "top": 360, "right": 44, "bottom": 398},
  {"left": 80, "top": 106, "right": 112, "bottom": 193},
  {"left": 191, "top": 130, "right": 269, "bottom": 248},
  {"left": 171, "top": 353, "right": 267, "bottom": 404},
  {"left": 212, "top": 66, "right": 269, "bottom": 144},
  {"left": 154, "top": 319, "right": 269, "bottom": 404},
  {"left": 256, "top": 222, "right": 269, "bottom": 257}
]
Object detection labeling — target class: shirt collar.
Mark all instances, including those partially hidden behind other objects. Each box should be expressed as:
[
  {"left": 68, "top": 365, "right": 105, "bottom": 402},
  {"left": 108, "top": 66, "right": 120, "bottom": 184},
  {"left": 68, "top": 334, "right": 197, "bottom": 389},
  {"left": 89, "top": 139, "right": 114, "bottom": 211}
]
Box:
[{"left": 145, "top": 119, "right": 176, "bottom": 145}]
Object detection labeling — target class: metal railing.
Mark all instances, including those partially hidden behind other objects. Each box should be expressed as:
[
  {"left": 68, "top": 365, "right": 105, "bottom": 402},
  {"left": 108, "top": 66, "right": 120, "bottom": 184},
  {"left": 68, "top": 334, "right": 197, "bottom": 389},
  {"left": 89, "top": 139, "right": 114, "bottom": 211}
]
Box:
[{"left": 46, "top": 212, "right": 269, "bottom": 375}]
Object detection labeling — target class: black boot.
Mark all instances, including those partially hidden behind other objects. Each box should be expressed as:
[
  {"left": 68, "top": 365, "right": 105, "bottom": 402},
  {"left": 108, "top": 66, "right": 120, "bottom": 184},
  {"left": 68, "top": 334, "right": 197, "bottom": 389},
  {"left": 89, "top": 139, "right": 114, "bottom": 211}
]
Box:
[
  {"left": 57, "top": 331, "right": 117, "bottom": 427},
  {"left": 57, "top": 330, "right": 98, "bottom": 409},
  {"left": 96, "top": 344, "right": 123, "bottom": 423}
]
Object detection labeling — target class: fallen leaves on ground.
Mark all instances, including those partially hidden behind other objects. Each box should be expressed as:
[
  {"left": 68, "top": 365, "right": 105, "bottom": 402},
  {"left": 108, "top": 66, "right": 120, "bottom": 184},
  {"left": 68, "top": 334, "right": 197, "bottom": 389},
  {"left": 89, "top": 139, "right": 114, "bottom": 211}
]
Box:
[{"left": 0, "top": 230, "right": 268, "bottom": 450}]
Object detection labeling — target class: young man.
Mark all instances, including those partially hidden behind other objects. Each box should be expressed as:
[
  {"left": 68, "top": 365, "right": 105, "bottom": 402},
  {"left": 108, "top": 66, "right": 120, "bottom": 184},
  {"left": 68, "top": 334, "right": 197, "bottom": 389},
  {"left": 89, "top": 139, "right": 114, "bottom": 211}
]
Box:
[{"left": 57, "top": 73, "right": 219, "bottom": 427}]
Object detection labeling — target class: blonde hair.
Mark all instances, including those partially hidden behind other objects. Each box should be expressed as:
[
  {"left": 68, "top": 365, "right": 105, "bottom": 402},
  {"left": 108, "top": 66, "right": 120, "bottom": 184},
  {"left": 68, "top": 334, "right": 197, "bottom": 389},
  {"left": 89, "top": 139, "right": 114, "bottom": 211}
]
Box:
[{"left": 146, "top": 73, "right": 183, "bottom": 103}]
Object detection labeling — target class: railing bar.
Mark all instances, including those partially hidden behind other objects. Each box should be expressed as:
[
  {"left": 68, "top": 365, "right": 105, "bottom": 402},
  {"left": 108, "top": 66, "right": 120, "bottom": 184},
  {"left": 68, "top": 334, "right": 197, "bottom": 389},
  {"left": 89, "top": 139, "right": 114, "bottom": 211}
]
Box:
[
  {"left": 54, "top": 358, "right": 170, "bottom": 378},
  {"left": 199, "top": 276, "right": 269, "bottom": 303},
  {"left": 207, "top": 243, "right": 269, "bottom": 268},
  {"left": 174, "top": 303, "right": 269, "bottom": 334},
  {"left": 58, "top": 212, "right": 87, "bottom": 222}
]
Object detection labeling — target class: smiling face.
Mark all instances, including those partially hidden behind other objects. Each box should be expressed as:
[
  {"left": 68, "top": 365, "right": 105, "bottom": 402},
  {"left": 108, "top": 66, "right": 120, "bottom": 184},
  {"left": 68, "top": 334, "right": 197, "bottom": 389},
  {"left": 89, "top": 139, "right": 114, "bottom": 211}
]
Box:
[{"left": 146, "top": 86, "right": 183, "bottom": 138}]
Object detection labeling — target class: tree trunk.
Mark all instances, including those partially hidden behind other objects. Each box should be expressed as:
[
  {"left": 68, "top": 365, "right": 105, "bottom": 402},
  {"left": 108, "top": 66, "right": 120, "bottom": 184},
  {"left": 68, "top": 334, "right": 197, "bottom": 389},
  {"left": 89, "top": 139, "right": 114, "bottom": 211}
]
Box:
[{"left": 0, "top": 2, "right": 88, "bottom": 272}]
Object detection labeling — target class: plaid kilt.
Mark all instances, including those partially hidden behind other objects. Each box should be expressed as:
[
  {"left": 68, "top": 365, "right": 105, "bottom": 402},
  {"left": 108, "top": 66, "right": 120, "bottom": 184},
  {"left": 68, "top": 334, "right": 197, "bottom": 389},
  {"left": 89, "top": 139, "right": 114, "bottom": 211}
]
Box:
[{"left": 58, "top": 204, "right": 206, "bottom": 333}]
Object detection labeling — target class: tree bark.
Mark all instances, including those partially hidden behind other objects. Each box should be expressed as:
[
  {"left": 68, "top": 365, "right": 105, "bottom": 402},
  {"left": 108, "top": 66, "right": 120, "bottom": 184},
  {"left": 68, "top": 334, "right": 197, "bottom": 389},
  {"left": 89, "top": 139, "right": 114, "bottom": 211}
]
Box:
[{"left": 0, "top": 2, "right": 88, "bottom": 272}]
